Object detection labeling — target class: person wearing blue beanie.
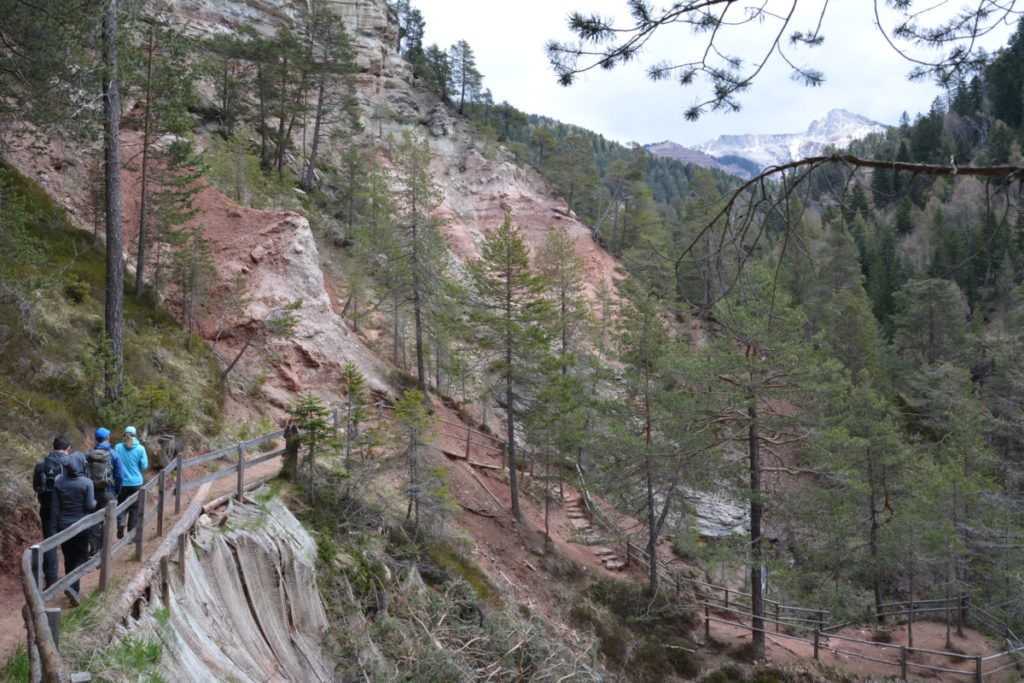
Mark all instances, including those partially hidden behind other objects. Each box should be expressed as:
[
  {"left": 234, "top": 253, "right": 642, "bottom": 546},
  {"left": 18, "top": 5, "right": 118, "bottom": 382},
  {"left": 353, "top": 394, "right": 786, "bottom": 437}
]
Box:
[{"left": 87, "top": 427, "right": 122, "bottom": 555}]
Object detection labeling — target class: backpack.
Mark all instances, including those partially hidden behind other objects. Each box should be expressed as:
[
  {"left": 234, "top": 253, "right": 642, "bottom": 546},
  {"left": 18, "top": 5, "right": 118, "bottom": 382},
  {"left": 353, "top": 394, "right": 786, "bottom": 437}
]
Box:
[
  {"left": 37, "top": 454, "right": 63, "bottom": 495},
  {"left": 86, "top": 448, "right": 115, "bottom": 489}
]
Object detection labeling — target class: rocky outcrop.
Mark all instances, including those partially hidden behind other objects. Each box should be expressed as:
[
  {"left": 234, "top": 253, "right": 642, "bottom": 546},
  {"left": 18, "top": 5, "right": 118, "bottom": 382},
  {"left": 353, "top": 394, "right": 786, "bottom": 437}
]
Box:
[{"left": 127, "top": 495, "right": 333, "bottom": 682}]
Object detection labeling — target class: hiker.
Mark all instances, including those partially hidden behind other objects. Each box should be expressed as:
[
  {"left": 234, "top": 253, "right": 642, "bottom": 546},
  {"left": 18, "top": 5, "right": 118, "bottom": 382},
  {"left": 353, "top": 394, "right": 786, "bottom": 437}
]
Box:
[
  {"left": 53, "top": 453, "right": 95, "bottom": 598},
  {"left": 31, "top": 436, "right": 70, "bottom": 588},
  {"left": 115, "top": 426, "right": 148, "bottom": 539},
  {"left": 87, "top": 427, "right": 122, "bottom": 555}
]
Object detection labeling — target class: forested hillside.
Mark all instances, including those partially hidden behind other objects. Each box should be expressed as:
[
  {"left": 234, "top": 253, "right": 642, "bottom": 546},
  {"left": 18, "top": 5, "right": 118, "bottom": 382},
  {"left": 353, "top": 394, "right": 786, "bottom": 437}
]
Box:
[{"left": 4, "top": 0, "right": 1024, "bottom": 679}]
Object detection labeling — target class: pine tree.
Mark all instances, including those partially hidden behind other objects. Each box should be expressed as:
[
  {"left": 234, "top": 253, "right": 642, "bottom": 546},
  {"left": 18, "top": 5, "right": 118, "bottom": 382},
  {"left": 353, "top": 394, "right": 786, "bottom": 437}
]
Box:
[
  {"left": 448, "top": 40, "right": 483, "bottom": 115},
  {"left": 102, "top": 0, "right": 125, "bottom": 402},
  {"left": 703, "top": 267, "right": 816, "bottom": 658},
  {"left": 388, "top": 130, "right": 449, "bottom": 394},
  {"left": 466, "top": 213, "right": 552, "bottom": 519},
  {"left": 300, "top": 0, "right": 361, "bottom": 191},
  {"left": 131, "top": 20, "right": 197, "bottom": 300},
  {"left": 392, "top": 389, "right": 438, "bottom": 530}
]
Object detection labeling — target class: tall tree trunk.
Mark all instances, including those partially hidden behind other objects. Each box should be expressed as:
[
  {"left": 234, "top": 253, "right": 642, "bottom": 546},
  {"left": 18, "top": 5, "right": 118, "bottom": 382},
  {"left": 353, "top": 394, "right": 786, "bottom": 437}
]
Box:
[
  {"left": 134, "top": 26, "right": 155, "bottom": 300},
  {"left": 867, "top": 448, "right": 884, "bottom": 621},
  {"left": 103, "top": 0, "right": 124, "bottom": 402},
  {"left": 749, "top": 398, "right": 765, "bottom": 659},
  {"left": 411, "top": 221, "right": 426, "bottom": 394},
  {"left": 506, "top": 273, "right": 520, "bottom": 519},
  {"left": 301, "top": 70, "right": 327, "bottom": 190},
  {"left": 643, "top": 368, "right": 658, "bottom": 593}
]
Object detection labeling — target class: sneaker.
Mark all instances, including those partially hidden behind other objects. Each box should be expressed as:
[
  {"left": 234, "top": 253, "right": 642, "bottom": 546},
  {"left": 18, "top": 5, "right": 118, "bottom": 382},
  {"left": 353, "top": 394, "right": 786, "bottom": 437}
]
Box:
[{"left": 117, "top": 526, "right": 125, "bottom": 539}]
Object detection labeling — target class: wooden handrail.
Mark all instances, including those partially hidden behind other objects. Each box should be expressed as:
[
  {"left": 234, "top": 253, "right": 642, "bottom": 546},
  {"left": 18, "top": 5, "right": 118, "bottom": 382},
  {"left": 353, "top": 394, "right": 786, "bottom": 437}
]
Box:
[{"left": 20, "top": 550, "right": 65, "bottom": 682}]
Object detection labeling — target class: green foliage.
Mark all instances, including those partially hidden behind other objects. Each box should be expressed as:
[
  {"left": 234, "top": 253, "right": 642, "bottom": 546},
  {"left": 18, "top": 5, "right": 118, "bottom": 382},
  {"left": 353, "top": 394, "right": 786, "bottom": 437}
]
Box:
[
  {"left": 92, "top": 635, "right": 163, "bottom": 677},
  {"left": 0, "top": 161, "right": 222, "bottom": 522},
  {"left": 570, "top": 576, "right": 700, "bottom": 679},
  {"left": 304, "top": 484, "right": 592, "bottom": 681},
  {"left": 1, "top": 648, "right": 29, "bottom": 681},
  {"left": 203, "top": 127, "right": 301, "bottom": 210}
]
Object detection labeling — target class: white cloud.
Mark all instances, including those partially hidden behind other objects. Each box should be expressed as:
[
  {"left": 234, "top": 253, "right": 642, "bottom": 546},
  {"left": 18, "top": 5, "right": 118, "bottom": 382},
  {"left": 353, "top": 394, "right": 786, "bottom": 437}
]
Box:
[{"left": 413, "top": 0, "right": 1016, "bottom": 146}]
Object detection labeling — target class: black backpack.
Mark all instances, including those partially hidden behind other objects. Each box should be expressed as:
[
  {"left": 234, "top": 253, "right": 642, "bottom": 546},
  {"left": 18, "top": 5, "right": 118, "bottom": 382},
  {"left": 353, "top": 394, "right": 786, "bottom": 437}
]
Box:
[
  {"left": 86, "top": 448, "right": 115, "bottom": 489},
  {"left": 37, "top": 454, "right": 63, "bottom": 495}
]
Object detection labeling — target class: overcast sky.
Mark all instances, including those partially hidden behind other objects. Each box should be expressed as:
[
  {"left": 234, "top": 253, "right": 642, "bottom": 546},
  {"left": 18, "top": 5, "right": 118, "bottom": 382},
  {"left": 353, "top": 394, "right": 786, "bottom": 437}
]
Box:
[{"left": 413, "top": 1, "right": 1018, "bottom": 147}]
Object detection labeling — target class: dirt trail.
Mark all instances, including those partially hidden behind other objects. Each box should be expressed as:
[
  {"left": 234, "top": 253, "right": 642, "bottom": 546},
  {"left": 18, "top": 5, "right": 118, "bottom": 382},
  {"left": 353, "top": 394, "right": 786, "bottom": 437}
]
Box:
[
  {"left": 0, "top": 456, "right": 284, "bottom": 663},
  {"left": 707, "top": 612, "right": 1011, "bottom": 681}
]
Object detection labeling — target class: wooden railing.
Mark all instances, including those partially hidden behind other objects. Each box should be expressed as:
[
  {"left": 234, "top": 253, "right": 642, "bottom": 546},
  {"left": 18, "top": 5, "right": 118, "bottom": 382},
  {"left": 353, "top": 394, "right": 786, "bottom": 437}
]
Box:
[
  {"left": 20, "top": 429, "right": 287, "bottom": 682},
  {"left": 19, "top": 403, "right": 507, "bottom": 681},
  {"left": 702, "top": 601, "right": 1024, "bottom": 681}
]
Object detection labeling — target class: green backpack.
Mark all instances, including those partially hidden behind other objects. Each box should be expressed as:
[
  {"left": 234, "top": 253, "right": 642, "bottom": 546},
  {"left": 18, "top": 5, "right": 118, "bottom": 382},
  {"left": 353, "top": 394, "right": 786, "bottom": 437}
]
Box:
[{"left": 86, "top": 448, "right": 115, "bottom": 489}]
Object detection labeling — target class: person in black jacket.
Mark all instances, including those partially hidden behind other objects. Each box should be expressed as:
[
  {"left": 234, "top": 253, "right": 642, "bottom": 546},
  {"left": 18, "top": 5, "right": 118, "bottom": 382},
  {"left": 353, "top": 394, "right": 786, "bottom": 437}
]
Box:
[
  {"left": 31, "top": 436, "right": 71, "bottom": 588},
  {"left": 53, "top": 455, "right": 95, "bottom": 597}
]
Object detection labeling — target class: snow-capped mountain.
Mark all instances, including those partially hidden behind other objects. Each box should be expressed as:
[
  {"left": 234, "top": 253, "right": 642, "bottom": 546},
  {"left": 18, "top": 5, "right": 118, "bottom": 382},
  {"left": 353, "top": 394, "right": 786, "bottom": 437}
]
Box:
[{"left": 647, "top": 109, "right": 888, "bottom": 179}]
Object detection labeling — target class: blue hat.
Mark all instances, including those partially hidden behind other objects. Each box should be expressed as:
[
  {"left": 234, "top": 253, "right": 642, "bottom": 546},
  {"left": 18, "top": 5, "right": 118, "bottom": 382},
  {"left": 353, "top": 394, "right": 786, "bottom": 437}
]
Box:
[
  {"left": 95, "top": 427, "right": 111, "bottom": 441},
  {"left": 125, "top": 426, "right": 137, "bottom": 436}
]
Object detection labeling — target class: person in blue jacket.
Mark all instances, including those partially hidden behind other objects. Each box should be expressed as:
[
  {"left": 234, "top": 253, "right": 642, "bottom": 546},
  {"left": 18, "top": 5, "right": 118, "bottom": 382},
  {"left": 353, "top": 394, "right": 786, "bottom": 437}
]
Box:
[
  {"left": 114, "top": 426, "right": 147, "bottom": 538},
  {"left": 87, "top": 427, "right": 122, "bottom": 555}
]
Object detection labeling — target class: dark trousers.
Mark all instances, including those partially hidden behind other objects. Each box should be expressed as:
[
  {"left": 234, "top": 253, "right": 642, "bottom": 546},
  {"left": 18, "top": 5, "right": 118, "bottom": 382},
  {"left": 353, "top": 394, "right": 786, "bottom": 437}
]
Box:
[
  {"left": 118, "top": 485, "right": 141, "bottom": 532},
  {"left": 89, "top": 488, "right": 117, "bottom": 554},
  {"left": 59, "top": 527, "right": 90, "bottom": 594},
  {"left": 36, "top": 502, "right": 58, "bottom": 588}
]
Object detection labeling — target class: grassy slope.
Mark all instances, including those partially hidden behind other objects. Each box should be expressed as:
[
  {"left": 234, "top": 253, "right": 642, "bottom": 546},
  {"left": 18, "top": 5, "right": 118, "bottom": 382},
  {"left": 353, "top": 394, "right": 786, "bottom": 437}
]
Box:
[{"left": 0, "top": 157, "right": 224, "bottom": 571}]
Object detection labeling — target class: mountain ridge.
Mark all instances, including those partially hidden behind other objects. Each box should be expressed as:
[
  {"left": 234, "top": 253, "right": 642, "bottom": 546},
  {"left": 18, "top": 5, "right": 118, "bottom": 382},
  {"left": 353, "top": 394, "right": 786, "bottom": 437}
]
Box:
[{"left": 646, "top": 108, "right": 888, "bottom": 178}]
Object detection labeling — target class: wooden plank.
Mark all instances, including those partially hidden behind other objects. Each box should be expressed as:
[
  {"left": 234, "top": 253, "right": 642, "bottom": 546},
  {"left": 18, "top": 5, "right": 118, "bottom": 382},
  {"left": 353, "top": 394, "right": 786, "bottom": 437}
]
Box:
[
  {"left": 467, "top": 460, "right": 500, "bottom": 470},
  {"left": 467, "top": 468, "right": 504, "bottom": 510}
]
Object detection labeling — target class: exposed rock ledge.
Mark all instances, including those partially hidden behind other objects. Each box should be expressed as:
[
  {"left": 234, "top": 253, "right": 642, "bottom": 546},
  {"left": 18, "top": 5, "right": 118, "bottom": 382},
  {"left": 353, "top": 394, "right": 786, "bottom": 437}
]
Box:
[{"left": 125, "top": 494, "right": 333, "bottom": 682}]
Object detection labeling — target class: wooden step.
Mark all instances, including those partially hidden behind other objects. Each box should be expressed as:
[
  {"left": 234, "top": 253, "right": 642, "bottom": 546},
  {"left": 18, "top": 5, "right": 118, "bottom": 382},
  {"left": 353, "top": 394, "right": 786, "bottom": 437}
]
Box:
[
  {"left": 603, "top": 559, "right": 626, "bottom": 571},
  {"left": 594, "top": 547, "right": 617, "bottom": 557}
]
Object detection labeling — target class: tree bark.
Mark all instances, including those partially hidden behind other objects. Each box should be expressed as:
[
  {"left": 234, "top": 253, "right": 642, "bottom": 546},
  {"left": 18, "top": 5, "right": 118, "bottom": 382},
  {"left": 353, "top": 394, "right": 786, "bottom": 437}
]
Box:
[
  {"left": 103, "top": 0, "right": 124, "bottom": 402},
  {"left": 134, "top": 26, "right": 155, "bottom": 300},
  {"left": 749, "top": 398, "right": 765, "bottom": 659}
]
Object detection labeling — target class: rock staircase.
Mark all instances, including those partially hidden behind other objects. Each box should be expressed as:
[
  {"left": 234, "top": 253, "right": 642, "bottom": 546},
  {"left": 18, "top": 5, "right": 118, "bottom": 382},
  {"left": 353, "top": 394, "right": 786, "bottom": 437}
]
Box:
[{"left": 564, "top": 494, "right": 626, "bottom": 572}]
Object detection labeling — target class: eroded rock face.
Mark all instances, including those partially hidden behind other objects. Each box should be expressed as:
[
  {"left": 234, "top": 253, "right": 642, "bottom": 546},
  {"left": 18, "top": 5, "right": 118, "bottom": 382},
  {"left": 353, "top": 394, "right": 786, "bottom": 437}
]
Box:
[{"left": 127, "top": 495, "right": 333, "bottom": 682}]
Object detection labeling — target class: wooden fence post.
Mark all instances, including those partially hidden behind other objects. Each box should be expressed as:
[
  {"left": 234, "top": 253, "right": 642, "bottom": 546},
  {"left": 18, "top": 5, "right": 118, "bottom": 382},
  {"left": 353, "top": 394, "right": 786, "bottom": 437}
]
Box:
[
  {"left": 974, "top": 656, "right": 982, "bottom": 683},
  {"left": 900, "top": 646, "right": 908, "bottom": 680},
  {"left": 959, "top": 595, "right": 968, "bottom": 637},
  {"left": 813, "top": 630, "right": 820, "bottom": 660},
  {"left": 174, "top": 447, "right": 183, "bottom": 515},
  {"left": 160, "top": 556, "right": 170, "bottom": 612},
  {"left": 775, "top": 603, "right": 780, "bottom": 632},
  {"left": 236, "top": 444, "right": 246, "bottom": 500},
  {"left": 705, "top": 603, "right": 710, "bottom": 641},
  {"left": 30, "top": 546, "right": 42, "bottom": 592},
  {"left": 156, "top": 469, "right": 166, "bottom": 538},
  {"left": 134, "top": 488, "right": 147, "bottom": 562},
  {"left": 465, "top": 423, "right": 472, "bottom": 459},
  {"left": 44, "top": 609, "right": 60, "bottom": 649},
  {"left": 99, "top": 499, "right": 116, "bottom": 591},
  {"left": 724, "top": 587, "right": 729, "bottom": 609},
  {"left": 22, "top": 604, "right": 39, "bottom": 683},
  {"left": 177, "top": 534, "right": 186, "bottom": 582}
]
